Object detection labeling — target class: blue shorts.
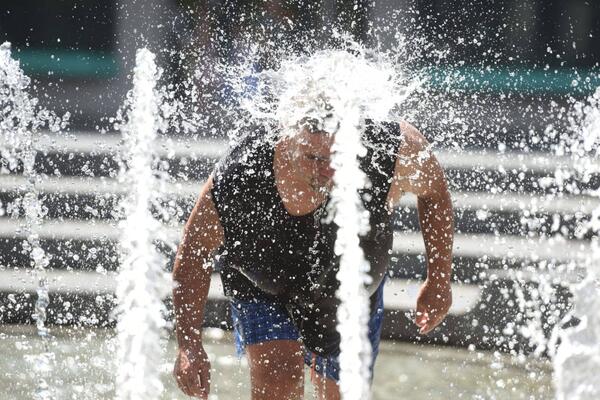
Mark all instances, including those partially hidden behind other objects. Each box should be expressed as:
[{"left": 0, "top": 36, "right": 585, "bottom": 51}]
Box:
[{"left": 230, "top": 281, "right": 385, "bottom": 382}]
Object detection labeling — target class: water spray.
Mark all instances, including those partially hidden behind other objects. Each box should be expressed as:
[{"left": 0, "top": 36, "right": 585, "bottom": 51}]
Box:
[
  {"left": 1, "top": 41, "right": 68, "bottom": 400},
  {"left": 115, "top": 48, "right": 171, "bottom": 400},
  {"left": 552, "top": 86, "right": 600, "bottom": 400}
]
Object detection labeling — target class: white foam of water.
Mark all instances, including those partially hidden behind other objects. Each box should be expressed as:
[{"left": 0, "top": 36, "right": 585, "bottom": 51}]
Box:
[
  {"left": 115, "top": 48, "right": 171, "bottom": 400},
  {"left": 552, "top": 87, "right": 600, "bottom": 400},
  {"left": 242, "top": 46, "right": 420, "bottom": 135}
]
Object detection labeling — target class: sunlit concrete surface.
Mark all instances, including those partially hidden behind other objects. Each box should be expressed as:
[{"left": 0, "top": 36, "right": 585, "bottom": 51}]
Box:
[{"left": 0, "top": 325, "right": 553, "bottom": 400}]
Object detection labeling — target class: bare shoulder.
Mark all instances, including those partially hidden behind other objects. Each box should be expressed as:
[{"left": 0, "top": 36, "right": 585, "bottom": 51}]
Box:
[
  {"left": 183, "top": 176, "right": 224, "bottom": 251},
  {"left": 392, "top": 120, "right": 434, "bottom": 180},
  {"left": 196, "top": 176, "right": 217, "bottom": 204},
  {"left": 387, "top": 121, "right": 445, "bottom": 206},
  {"left": 398, "top": 121, "right": 430, "bottom": 157}
]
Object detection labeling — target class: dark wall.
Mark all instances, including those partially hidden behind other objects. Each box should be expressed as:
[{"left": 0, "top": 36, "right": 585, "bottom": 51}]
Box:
[
  {"left": 0, "top": 0, "right": 117, "bottom": 52},
  {"left": 2, "top": 0, "right": 598, "bottom": 72},
  {"left": 381, "top": 0, "right": 600, "bottom": 68}
]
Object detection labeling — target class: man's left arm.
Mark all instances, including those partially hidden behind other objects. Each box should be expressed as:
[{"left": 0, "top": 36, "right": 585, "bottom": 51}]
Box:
[{"left": 387, "top": 122, "right": 454, "bottom": 334}]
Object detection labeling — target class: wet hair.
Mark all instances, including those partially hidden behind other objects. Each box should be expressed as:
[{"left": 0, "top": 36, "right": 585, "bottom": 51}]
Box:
[
  {"left": 298, "top": 117, "right": 321, "bottom": 133},
  {"left": 297, "top": 115, "right": 339, "bottom": 135}
]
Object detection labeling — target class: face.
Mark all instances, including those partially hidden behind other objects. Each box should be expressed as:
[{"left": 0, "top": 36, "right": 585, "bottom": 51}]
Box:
[{"left": 287, "top": 127, "right": 335, "bottom": 193}]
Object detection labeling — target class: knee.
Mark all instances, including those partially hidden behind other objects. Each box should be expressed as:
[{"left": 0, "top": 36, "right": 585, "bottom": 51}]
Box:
[
  {"left": 250, "top": 342, "right": 304, "bottom": 379},
  {"left": 247, "top": 341, "right": 305, "bottom": 398}
]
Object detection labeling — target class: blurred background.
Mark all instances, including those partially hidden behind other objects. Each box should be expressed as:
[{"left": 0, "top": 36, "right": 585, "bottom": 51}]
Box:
[
  {"left": 2, "top": 0, "right": 599, "bottom": 127},
  {"left": 1, "top": 1, "right": 599, "bottom": 398}
]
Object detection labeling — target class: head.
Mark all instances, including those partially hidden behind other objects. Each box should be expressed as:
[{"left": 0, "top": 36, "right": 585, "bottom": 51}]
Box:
[{"left": 284, "top": 119, "right": 336, "bottom": 193}]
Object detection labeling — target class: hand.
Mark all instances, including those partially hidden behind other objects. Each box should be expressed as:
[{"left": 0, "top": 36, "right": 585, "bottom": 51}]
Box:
[
  {"left": 415, "top": 278, "right": 452, "bottom": 334},
  {"left": 173, "top": 345, "right": 211, "bottom": 399}
]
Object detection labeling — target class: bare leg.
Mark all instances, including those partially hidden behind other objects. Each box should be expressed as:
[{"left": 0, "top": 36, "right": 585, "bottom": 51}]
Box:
[{"left": 246, "top": 340, "right": 305, "bottom": 400}]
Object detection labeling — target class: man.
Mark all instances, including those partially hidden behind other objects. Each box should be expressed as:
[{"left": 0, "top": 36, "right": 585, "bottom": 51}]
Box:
[{"left": 172, "top": 119, "right": 453, "bottom": 399}]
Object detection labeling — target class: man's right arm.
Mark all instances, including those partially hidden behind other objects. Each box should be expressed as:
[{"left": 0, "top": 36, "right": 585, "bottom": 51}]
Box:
[{"left": 172, "top": 176, "right": 224, "bottom": 399}]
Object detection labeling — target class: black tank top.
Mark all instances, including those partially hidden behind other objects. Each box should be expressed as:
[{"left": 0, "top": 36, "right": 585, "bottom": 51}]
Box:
[{"left": 211, "top": 120, "right": 403, "bottom": 355}]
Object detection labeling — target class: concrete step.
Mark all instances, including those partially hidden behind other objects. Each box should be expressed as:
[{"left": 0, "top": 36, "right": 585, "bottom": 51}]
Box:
[
  {"left": 0, "top": 217, "right": 588, "bottom": 265},
  {"left": 33, "top": 131, "right": 592, "bottom": 173},
  {"left": 2, "top": 174, "right": 596, "bottom": 214},
  {"left": 1, "top": 175, "right": 595, "bottom": 240},
  {"left": 5, "top": 131, "right": 596, "bottom": 196},
  {"left": 0, "top": 267, "right": 570, "bottom": 353},
  {"left": 0, "top": 269, "right": 481, "bottom": 316}
]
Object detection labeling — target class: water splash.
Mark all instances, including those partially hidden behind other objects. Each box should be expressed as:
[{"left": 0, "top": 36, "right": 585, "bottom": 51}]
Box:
[
  {"left": 1, "top": 41, "right": 67, "bottom": 400},
  {"left": 114, "top": 48, "right": 171, "bottom": 400},
  {"left": 551, "top": 87, "right": 600, "bottom": 400},
  {"left": 330, "top": 113, "right": 373, "bottom": 399}
]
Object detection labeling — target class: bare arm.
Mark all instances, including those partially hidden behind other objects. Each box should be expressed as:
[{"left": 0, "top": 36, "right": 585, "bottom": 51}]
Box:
[
  {"left": 388, "top": 122, "right": 454, "bottom": 334},
  {"left": 172, "top": 176, "right": 224, "bottom": 399}
]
